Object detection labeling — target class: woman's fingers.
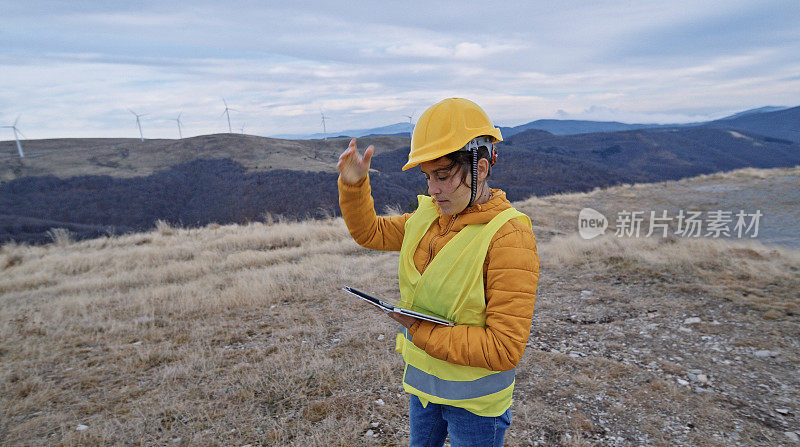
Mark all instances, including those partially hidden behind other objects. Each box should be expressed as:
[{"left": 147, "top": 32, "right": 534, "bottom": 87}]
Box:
[
  {"left": 340, "top": 140, "right": 372, "bottom": 169},
  {"left": 338, "top": 139, "right": 357, "bottom": 167},
  {"left": 339, "top": 138, "right": 359, "bottom": 162},
  {"left": 337, "top": 138, "right": 370, "bottom": 184},
  {"left": 362, "top": 145, "right": 374, "bottom": 167}
]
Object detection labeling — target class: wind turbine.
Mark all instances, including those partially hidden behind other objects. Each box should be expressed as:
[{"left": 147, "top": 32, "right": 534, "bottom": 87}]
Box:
[
  {"left": 239, "top": 123, "right": 246, "bottom": 134},
  {"left": 129, "top": 109, "right": 147, "bottom": 141},
  {"left": 1, "top": 116, "right": 25, "bottom": 158},
  {"left": 221, "top": 98, "right": 236, "bottom": 133},
  {"left": 404, "top": 110, "right": 416, "bottom": 134},
  {"left": 174, "top": 113, "right": 184, "bottom": 139},
  {"left": 320, "top": 109, "right": 330, "bottom": 140}
]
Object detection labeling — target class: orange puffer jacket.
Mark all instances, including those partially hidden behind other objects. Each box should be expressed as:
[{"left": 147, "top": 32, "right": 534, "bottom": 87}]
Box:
[{"left": 338, "top": 174, "right": 539, "bottom": 371}]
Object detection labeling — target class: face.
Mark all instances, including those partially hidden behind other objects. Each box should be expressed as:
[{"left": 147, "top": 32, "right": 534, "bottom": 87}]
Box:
[{"left": 420, "top": 157, "right": 472, "bottom": 216}]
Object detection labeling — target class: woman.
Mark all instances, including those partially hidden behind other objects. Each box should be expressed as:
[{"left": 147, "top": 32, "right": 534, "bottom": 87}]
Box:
[{"left": 337, "top": 98, "right": 539, "bottom": 446}]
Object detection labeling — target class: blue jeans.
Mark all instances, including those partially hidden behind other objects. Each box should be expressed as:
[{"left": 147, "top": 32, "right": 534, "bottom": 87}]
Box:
[{"left": 408, "top": 395, "right": 511, "bottom": 447}]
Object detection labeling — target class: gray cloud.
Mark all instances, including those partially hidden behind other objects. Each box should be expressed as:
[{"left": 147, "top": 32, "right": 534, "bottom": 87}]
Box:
[{"left": 1, "top": 0, "right": 799, "bottom": 139}]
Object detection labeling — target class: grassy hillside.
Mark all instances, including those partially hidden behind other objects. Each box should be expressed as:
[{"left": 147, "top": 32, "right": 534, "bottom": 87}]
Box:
[
  {"left": 1, "top": 167, "right": 798, "bottom": 446},
  {"left": 0, "top": 134, "right": 408, "bottom": 183}
]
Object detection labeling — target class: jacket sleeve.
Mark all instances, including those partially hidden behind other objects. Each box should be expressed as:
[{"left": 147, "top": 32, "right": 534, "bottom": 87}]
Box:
[
  {"left": 338, "top": 173, "right": 410, "bottom": 251},
  {"left": 408, "top": 221, "right": 539, "bottom": 371}
]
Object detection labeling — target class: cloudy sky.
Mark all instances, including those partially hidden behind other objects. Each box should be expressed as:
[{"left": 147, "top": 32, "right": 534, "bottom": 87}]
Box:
[{"left": 2, "top": 0, "right": 799, "bottom": 139}]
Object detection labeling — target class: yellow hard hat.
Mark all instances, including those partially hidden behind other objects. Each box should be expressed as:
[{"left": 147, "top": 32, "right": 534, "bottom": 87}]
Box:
[{"left": 402, "top": 98, "right": 503, "bottom": 171}]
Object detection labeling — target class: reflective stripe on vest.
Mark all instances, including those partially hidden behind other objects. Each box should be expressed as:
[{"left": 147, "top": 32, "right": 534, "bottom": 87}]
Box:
[
  {"left": 404, "top": 364, "right": 516, "bottom": 401},
  {"left": 398, "top": 330, "right": 516, "bottom": 400}
]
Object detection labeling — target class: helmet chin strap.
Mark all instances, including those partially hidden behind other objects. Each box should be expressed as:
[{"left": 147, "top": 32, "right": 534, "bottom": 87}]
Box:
[
  {"left": 468, "top": 148, "right": 478, "bottom": 207},
  {"left": 461, "top": 136, "right": 494, "bottom": 208}
]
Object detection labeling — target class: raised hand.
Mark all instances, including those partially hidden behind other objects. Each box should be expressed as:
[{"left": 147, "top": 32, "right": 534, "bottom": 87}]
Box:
[{"left": 337, "top": 138, "right": 374, "bottom": 185}]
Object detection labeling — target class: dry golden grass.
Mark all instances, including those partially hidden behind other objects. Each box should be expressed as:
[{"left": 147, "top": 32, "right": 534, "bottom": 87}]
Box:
[
  {"left": 539, "top": 234, "right": 800, "bottom": 317},
  {"left": 2, "top": 166, "right": 799, "bottom": 446},
  {"left": 1, "top": 219, "right": 410, "bottom": 445}
]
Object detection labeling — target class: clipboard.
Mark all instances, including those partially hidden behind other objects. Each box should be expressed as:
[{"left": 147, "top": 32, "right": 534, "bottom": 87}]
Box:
[{"left": 342, "top": 286, "right": 456, "bottom": 326}]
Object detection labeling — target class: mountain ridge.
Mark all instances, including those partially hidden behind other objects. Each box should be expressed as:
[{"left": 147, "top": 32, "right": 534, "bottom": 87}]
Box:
[{"left": 262, "top": 105, "right": 794, "bottom": 140}]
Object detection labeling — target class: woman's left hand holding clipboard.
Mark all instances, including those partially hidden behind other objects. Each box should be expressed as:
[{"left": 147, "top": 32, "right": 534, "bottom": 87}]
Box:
[{"left": 387, "top": 312, "right": 419, "bottom": 329}]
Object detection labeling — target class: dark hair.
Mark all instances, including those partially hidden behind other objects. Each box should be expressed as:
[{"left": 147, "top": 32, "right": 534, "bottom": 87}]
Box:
[{"left": 440, "top": 145, "right": 492, "bottom": 186}]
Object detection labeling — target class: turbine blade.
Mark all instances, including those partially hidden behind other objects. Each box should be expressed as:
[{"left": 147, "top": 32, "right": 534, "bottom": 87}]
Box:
[
  {"left": 14, "top": 115, "right": 20, "bottom": 126},
  {"left": 16, "top": 129, "right": 26, "bottom": 139}
]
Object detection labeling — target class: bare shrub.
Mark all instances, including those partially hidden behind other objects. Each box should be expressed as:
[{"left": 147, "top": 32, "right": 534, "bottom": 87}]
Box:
[
  {"left": 155, "top": 219, "right": 176, "bottom": 236},
  {"left": 46, "top": 228, "right": 73, "bottom": 246}
]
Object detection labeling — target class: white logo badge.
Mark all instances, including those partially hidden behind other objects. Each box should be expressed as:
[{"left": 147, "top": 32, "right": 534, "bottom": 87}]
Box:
[{"left": 578, "top": 208, "right": 608, "bottom": 239}]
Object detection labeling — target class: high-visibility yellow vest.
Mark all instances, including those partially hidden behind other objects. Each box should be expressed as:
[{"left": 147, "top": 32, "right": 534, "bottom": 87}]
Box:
[{"left": 395, "top": 195, "right": 531, "bottom": 417}]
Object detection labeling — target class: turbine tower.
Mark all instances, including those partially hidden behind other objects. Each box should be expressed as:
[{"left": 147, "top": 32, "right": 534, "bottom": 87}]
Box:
[
  {"left": 221, "top": 99, "right": 236, "bottom": 133},
  {"left": 129, "top": 109, "right": 147, "bottom": 141},
  {"left": 1, "top": 116, "right": 25, "bottom": 158},
  {"left": 320, "top": 109, "right": 329, "bottom": 140},
  {"left": 174, "top": 113, "right": 183, "bottom": 139},
  {"left": 404, "top": 110, "right": 416, "bottom": 134}
]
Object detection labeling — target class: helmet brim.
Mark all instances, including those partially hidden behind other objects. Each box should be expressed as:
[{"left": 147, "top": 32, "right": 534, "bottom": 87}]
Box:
[{"left": 402, "top": 130, "right": 502, "bottom": 171}]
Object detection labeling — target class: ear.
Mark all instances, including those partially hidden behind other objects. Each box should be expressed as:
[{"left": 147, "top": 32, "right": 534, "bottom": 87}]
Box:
[{"left": 476, "top": 157, "right": 490, "bottom": 183}]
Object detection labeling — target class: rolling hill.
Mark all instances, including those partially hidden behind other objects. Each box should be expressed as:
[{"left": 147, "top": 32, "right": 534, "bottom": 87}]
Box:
[
  {"left": 276, "top": 105, "right": 793, "bottom": 140},
  {"left": 702, "top": 105, "right": 800, "bottom": 143},
  {"left": 0, "top": 134, "right": 408, "bottom": 183},
  {"left": 498, "top": 106, "right": 796, "bottom": 138},
  {"left": 502, "top": 126, "right": 800, "bottom": 181},
  {"left": 499, "top": 119, "right": 662, "bottom": 137},
  {"left": 2, "top": 125, "right": 799, "bottom": 245},
  {"left": 272, "top": 122, "right": 412, "bottom": 140},
  {"left": 264, "top": 105, "right": 795, "bottom": 140}
]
